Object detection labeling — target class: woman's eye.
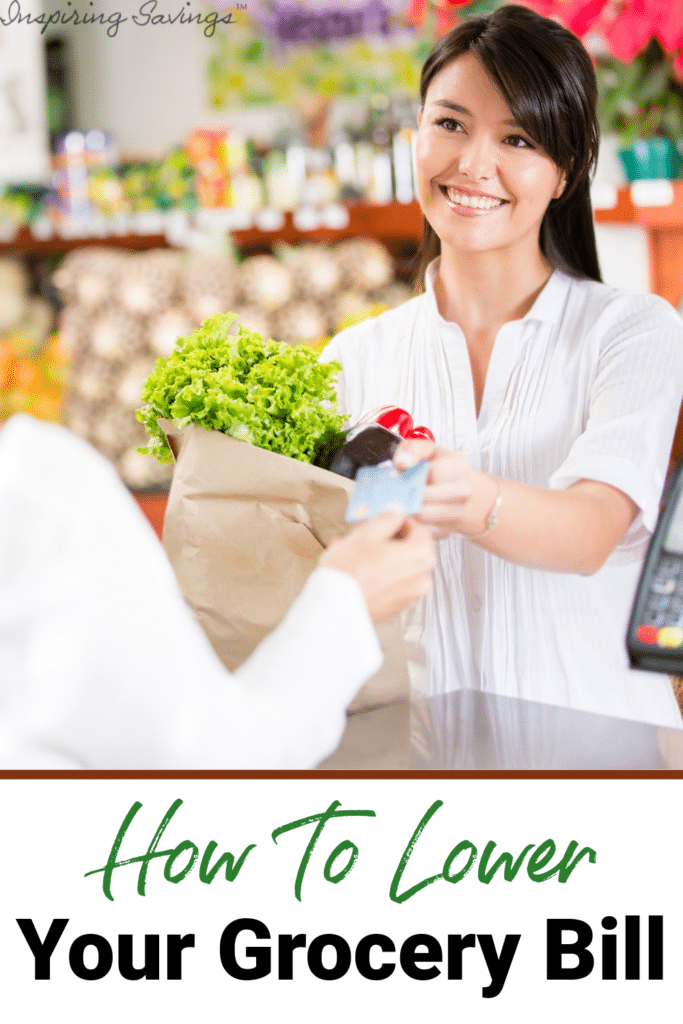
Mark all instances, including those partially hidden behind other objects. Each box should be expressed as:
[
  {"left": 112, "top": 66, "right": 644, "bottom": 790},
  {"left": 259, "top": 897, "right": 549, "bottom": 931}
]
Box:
[
  {"left": 505, "top": 134, "right": 534, "bottom": 149},
  {"left": 435, "top": 117, "right": 463, "bottom": 132}
]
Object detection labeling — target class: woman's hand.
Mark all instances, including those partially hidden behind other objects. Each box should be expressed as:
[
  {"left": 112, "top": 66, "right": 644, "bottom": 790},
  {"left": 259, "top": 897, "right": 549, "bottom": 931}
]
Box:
[
  {"left": 393, "top": 438, "right": 640, "bottom": 573},
  {"left": 393, "top": 439, "right": 499, "bottom": 540}
]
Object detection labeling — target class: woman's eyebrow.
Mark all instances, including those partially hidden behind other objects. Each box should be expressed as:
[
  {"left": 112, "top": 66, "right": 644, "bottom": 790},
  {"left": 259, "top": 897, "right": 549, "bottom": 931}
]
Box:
[
  {"left": 431, "top": 100, "right": 472, "bottom": 115},
  {"left": 429, "top": 99, "right": 523, "bottom": 128}
]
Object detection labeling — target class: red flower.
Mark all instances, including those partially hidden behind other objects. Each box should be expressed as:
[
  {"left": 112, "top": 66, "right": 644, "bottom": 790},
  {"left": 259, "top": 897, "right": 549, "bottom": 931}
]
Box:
[
  {"left": 429, "top": 0, "right": 683, "bottom": 63},
  {"left": 562, "top": 0, "right": 610, "bottom": 38},
  {"left": 512, "top": 1, "right": 683, "bottom": 62},
  {"left": 650, "top": 2, "right": 683, "bottom": 53},
  {"left": 603, "top": 0, "right": 656, "bottom": 63},
  {"left": 513, "top": 1, "right": 608, "bottom": 37}
]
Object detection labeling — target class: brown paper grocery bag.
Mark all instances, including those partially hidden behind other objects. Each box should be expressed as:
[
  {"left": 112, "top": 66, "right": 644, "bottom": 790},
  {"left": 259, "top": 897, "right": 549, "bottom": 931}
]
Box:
[{"left": 159, "top": 421, "right": 408, "bottom": 715}]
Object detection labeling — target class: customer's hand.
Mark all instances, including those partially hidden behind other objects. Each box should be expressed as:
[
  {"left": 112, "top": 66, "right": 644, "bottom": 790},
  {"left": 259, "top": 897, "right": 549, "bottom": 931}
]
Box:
[
  {"left": 319, "top": 511, "right": 435, "bottom": 622},
  {"left": 393, "top": 439, "right": 499, "bottom": 540}
]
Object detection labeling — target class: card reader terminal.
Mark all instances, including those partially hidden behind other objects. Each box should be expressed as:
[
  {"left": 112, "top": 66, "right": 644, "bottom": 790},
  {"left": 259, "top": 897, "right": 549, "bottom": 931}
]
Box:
[{"left": 627, "top": 458, "right": 683, "bottom": 673}]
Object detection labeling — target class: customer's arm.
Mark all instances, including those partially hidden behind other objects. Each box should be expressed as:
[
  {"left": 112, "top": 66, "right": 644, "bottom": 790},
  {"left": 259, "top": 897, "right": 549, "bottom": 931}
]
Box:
[{"left": 0, "top": 416, "right": 431, "bottom": 769}]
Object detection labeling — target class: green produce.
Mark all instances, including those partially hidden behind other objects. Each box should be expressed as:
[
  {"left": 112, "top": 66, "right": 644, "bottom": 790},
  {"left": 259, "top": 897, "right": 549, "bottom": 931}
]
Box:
[{"left": 136, "top": 311, "right": 344, "bottom": 464}]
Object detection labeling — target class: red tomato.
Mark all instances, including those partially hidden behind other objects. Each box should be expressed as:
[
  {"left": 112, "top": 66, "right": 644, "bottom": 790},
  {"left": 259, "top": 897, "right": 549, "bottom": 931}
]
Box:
[
  {"left": 404, "top": 425, "right": 435, "bottom": 442},
  {"left": 358, "top": 405, "right": 414, "bottom": 437}
]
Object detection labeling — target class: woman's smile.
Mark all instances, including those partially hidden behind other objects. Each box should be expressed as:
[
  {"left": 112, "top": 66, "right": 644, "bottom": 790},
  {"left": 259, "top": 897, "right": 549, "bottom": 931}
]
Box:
[{"left": 438, "top": 184, "right": 508, "bottom": 215}]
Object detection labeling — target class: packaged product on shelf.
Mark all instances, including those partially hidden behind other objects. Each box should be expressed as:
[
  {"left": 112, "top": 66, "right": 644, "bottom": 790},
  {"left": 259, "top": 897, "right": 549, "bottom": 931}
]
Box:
[
  {"left": 155, "top": 148, "right": 197, "bottom": 211},
  {"left": 392, "top": 127, "right": 415, "bottom": 204},
  {"left": 263, "top": 149, "right": 301, "bottom": 211},
  {"left": 369, "top": 147, "right": 394, "bottom": 204},
  {"left": 333, "top": 140, "right": 362, "bottom": 201},
  {"left": 186, "top": 128, "right": 229, "bottom": 208},
  {"left": 52, "top": 129, "right": 117, "bottom": 219},
  {"left": 0, "top": 185, "right": 50, "bottom": 237},
  {"left": 185, "top": 127, "right": 256, "bottom": 209},
  {"left": 229, "top": 169, "right": 265, "bottom": 211},
  {"left": 52, "top": 132, "right": 90, "bottom": 218},
  {"left": 353, "top": 140, "right": 376, "bottom": 199},
  {"left": 88, "top": 167, "right": 126, "bottom": 219},
  {"left": 301, "top": 147, "right": 341, "bottom": 207}
]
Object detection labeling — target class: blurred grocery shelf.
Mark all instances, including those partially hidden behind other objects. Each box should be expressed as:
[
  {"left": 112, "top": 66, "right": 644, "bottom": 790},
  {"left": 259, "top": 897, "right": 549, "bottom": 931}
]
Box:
[{"left": 0, "top": 200, "right": 424, "bottom": 259}]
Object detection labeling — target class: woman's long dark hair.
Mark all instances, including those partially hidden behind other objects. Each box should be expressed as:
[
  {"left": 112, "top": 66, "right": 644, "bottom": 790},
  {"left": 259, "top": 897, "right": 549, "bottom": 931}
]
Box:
[{"left": 413, "top": 4, "right": 602, "bottom": 287}]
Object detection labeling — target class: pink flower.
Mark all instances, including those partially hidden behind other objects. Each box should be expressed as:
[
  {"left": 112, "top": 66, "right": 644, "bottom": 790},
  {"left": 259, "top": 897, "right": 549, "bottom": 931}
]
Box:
[
  {"left": 603, "top": 1, "right": 656, "bottom": 63},
  {"left": 562, "top": 0, "right": 610, "bottom": 38},
  {"left": 517, "top": 1, "right": 683, "bottom": 62},
  {"left": 650, "top": 3, "right": 683, "bottom": 53},
  {"left": 515, "top": 0, "right": 607, "bottom": 31}
]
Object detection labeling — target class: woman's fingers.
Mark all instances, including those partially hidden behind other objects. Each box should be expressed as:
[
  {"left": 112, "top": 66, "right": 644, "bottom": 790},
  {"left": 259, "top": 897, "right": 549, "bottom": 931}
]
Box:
[
  {"left": 392, "top": 440, "right": 476, "bottom": 539},
  {"left": 393, "top": 438, "right": 437, "bottom": 470},
  {"left": 395, "top": 441, "right": 472, "bottom": 489}
]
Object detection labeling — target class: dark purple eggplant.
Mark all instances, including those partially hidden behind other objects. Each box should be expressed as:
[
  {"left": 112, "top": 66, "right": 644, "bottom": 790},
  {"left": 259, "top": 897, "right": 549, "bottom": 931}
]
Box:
[{"left": 314, "top": 423, "right": 401, "bottom": 480}]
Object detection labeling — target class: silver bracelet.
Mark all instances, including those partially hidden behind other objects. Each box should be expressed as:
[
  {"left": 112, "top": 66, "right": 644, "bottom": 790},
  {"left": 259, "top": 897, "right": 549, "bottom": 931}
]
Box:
[{"left": 467, "top": 477, "right": 503, "bottom": 541}]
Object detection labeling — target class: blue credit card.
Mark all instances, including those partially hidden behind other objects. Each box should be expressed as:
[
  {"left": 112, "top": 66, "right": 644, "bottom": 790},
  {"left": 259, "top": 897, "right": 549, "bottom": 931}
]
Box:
[{"left": 345, "top": 459, "right": 430, "bottom": 523}]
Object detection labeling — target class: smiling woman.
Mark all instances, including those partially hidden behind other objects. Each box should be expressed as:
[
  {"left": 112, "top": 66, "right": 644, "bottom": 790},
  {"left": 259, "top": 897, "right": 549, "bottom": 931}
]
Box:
[
  {"left": 415, "top": 55, "right": 566, "bottom": 271},
  {"left": 321, "top": 4, "right": 683, "bottom": 733},
  {"left": 413, "top": 4, "right": 600, "bottom": 287}
]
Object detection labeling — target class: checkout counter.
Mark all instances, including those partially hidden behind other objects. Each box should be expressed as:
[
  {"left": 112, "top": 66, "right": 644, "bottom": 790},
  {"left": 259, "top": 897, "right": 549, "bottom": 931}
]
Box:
[{"left": 318, "top": 689, "right": 683, "bottom": 770}]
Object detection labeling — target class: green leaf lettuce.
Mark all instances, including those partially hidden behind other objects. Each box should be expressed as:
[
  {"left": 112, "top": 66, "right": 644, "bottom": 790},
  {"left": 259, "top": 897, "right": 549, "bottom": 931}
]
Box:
[{"left": 136, "top": 312, "right": 344, "bottom": 464}]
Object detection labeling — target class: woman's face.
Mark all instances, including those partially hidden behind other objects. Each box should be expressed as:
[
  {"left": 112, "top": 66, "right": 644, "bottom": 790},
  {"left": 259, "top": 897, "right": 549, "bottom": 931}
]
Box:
[{"left": 415, "top": 53, "right": 566, "bottom": 262}]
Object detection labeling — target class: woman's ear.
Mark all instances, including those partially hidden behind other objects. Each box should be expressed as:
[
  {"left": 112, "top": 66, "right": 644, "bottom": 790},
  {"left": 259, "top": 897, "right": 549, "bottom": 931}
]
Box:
[
  {"left": 417, "top": 106, "right": 423, "bottom": 129},
  {"left": 553, "top": 169, "right": 568, "bottom": 200}
]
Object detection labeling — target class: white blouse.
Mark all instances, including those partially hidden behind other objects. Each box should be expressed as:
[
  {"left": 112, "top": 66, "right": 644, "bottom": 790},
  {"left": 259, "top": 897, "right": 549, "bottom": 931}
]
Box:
[{"left": 322, "top": 261, "right": 683, "bottom": 728}]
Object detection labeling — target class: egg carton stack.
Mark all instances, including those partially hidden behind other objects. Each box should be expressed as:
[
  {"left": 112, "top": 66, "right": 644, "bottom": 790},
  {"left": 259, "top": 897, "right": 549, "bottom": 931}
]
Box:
[{"left": 53, "top": 237, "right": 411, "bottom": 488}]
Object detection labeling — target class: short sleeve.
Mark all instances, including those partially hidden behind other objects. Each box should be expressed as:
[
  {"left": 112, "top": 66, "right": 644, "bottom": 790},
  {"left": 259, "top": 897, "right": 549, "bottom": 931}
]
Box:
[{"left": 549, "top": 295, "right": 683, "bottom": 562}]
